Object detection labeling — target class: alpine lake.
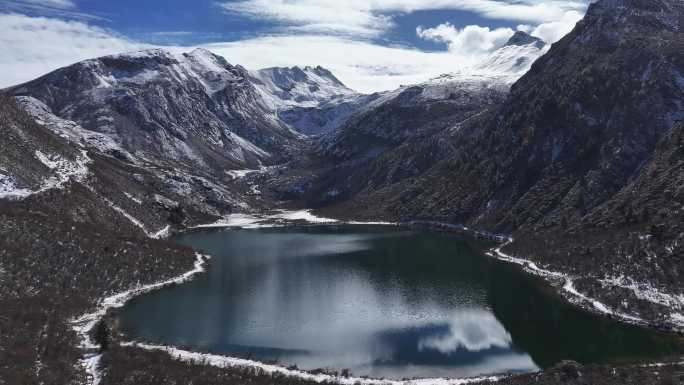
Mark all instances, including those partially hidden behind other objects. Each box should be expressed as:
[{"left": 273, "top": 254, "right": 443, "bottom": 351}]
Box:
[{"left": 116, "top": 225, "right": 684, "bottom": 380}]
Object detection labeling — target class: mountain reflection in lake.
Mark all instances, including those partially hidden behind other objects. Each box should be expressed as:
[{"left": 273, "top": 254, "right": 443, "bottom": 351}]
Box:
[{"left": 117, "top": 226, "right": 683, "bottom": 379}]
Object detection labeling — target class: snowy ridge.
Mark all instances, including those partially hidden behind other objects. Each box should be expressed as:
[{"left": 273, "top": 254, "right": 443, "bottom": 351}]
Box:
[
  {"left": 82, "top": 48, "right": 241, "bottom": 95},
  {"left": 417, "top": 35, "right": 548, "bottom": 96},
  {"left": 348, "top": 34, "right": 546, "bottom": 116},
  {"left": 473, "top": 41, "right": 548, "bottom": 78},
  {"left": 0, "top": 149, "right": 91, "bottom": 200},
  {"left": 249, "top": 65, "right": 366, "bottom": 135},
  {"left": 14, "top": 47, "right": 287, "bottom": 171},
  {"left": 250, "top": 66, "right": 358, "bottom": 110},
  {"left": 16, "top": 96, "right": 136, "bottom": 162}
]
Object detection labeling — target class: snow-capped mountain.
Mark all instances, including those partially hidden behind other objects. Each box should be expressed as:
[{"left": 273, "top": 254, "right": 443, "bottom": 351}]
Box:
[
  {"left": 415, "top": 31, "right": 547, "bottom": 98},
  {"left": 250, "top": 66, "right": 370, "bottom": 135},
  {"left": 473, "top": 31, "right": 547, "bottom": 78},
  {"left": 250, "top": 65, "right": 357, "bottom": 109},
  {"left": 317, "top": 31, "right": 546, "bottom": 160},
  {"left": 10, "top": 48, "right": 302, "bottom": 175}
]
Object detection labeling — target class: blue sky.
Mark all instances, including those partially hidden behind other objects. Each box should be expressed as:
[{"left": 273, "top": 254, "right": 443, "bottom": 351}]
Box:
[{"left": 0, "top": 0, "right": 590, "bottom": 92}]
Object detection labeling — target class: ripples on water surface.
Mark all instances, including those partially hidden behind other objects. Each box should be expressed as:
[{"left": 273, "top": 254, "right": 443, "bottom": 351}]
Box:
[{"left": 118, "top": 226, "right": 683, "bottom": 379}]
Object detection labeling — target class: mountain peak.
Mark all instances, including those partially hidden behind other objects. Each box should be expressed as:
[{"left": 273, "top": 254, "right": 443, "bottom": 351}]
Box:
[
  {"left": 505, "top": 31, "right": 545, "bottom": 49},
  {"left": 256, "top": 65, "right": 349, "bottom": 90}
]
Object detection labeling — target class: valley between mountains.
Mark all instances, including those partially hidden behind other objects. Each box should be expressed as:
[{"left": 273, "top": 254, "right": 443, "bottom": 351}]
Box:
[{"left": 1, "top": 0, "right": 683, "bottom": 384}]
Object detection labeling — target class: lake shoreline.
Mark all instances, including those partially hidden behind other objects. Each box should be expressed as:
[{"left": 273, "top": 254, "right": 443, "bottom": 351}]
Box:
[
  {"left": 82, "top": 212, "right": 683, "bottom": 385},
  {"left": 179, "top": 210, "right": 684, "bottom": 336}
]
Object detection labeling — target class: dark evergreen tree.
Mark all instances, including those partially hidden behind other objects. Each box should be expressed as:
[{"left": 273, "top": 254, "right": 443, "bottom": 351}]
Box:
[{"left": 94, "top": 321, "right": 110, "bottom": 352}]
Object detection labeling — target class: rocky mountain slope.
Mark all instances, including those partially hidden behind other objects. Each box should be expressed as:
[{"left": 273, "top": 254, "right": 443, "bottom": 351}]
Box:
[
  {"left": 250, "top": 66, "right": 371, "bottom": 135},
  {"left": 9, "top": 48, "right": 303, "bottom": 176},
  {"left": 264, "top": 31, "right": 547, "bottom": 205},
  {"left": 0, "top": 92, "right": 260, "bottom": 233},
  {"left": 298, "top": 0, "right": 684, "bottom": 329},
  {"left": 0, "top": 93, "right": 208, "bottom": 384},
  {"left": 321, "top": 30, "right": 547, "bottom": 158}
]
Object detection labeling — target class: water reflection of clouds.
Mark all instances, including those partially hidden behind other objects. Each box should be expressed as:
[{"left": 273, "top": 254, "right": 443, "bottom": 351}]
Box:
[
  {"left": 366, "top": 353, "right": 539, "bottom": 379},
  {"left": 235, "top": 232, "right": 400, "bottom": 263},
  {"left": 417, "top": 310, "right": 512, "bottom": 353},
  {"left": 124, "top": 229, "right": 540, "bottom": 379}
]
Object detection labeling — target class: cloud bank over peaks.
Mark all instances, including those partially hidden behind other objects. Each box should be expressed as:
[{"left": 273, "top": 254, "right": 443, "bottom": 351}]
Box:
[
  {"left": 416, "top": 8, "right": 584, "bottom": 56},
  {"left": 0, "top": 13, "right": 145, "bottom": 88},
  {"left": 417, "top": 23, "right": 515, "bottom": 57}
]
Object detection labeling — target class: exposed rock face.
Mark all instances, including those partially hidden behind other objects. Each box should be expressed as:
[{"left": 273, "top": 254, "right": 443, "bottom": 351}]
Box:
[
  {"left": 505, "top": 31, "right": 546, "bottom": 49},
  {"left": 10, "top": 48, "right": 303, "bottom": 175},
  {"left": 0, "top": 94, "right": 257, "bottom": 230}
]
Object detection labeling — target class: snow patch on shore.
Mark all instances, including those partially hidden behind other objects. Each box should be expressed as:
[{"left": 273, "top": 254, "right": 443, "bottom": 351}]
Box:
[
  {"left": 276, "top": 210, "right": 338, "bottom": 223},
  {"left": 151, "top": 225, "right": 171, "bottom": 239},
  {"left": 488, "top": 242, "right": 646, "bottom": 326},
  {"left": 121, "top": 341, "right": 498, "bottom": 385},
  {"left": 601, "top": 275, "right": 684, "bottom": 327},
  {"left": 194, "top": 210, "right": 395, "bottom": 229},
  {"left": 71, "top": 253, "right": 210, "bottom": 385},
  {"left": 489, "top": 242, "right": 564, "bottom": 279},
  {"left": 601, "top": 275, "right": 684, "bottom": 310}
]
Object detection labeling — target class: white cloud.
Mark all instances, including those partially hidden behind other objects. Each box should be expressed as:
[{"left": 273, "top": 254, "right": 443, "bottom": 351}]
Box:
[
  {"left": 21, "top": 0, "right": 76, "bottom": 9},
  {"left": 0, "top": 13, "right": 145, "bottom": 88},
  {"left": 202, "top": 35, "right": 474, "bottom": 93},
  {"left": 220, "top": 0, "right": 393, "bottom": 37},
  {"left": 530, "top": 10, "right": 584, "bottom": 44},
  {"left": 210, "top": 1, "right": 591, "bottom": 93},
  {"left": 219, "top": 0, "right": 589, "bottom": 37},
  {"left": 417, "top": 23, "right": 515, "bottom": 57},
  {"left": 0, "top": 1, "right": 588, "bottom": 92}
]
